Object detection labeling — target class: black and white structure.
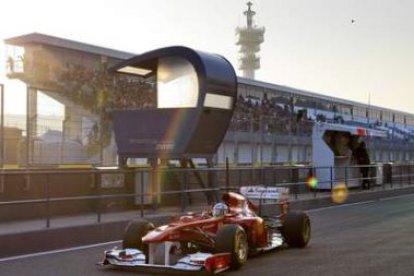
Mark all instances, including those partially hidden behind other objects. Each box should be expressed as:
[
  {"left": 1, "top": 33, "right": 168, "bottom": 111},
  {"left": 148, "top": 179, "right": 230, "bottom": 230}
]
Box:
[{"left": 111, "top": 46, "right": 237, "bottom": 163}]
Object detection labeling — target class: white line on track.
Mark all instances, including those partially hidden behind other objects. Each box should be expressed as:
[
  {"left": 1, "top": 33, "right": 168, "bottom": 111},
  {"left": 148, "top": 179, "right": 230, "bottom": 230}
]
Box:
[
  {"left": 376, "top": 192, "right": 414, "bottom": 202},
  {"left": 0, "top": 240, "right": 121, "bottom": 263},
  {"left": 307, "top": 192, "right": 414, "bottom": 213},
  {"left": 307, "top": 200, "right": 375, "bottom": 213}
]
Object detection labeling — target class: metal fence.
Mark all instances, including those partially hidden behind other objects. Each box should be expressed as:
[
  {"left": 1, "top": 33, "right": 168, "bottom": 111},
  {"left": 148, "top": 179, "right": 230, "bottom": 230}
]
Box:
[{"left": 0, "top": 163, "right": 413, "bottom": 228}]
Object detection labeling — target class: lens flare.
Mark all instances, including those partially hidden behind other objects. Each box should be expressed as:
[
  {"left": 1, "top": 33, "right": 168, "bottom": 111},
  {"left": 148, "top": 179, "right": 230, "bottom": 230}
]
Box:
[
  {"left": 306, "top": 176, "right": 318, "bottom": 189},
  {"left": 331, "top": 183, "right": 348, "bottom": 204}
]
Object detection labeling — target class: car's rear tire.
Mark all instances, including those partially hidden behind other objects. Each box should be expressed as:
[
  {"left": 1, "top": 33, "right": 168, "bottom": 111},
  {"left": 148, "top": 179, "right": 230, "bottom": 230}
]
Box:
[
  {"left": 122, "top": 220, "right": 154, "bottom": 251},
  {"left": 215, "top": 224, "right": 248, "bottom": 269},
  {"left": 282, "top": 212, "right": 311, "bottom": 248}
]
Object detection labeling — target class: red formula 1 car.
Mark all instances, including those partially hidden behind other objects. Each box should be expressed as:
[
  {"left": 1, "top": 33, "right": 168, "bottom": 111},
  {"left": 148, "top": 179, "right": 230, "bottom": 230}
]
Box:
[{"left": 100, "top": 186, "right": 311, "bottom": 274}]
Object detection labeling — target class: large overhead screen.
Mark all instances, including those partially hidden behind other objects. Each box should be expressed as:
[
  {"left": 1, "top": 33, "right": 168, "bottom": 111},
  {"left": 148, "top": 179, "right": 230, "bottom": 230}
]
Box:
[{"left": 157, "top": 56, "right": 199, "bottom": 109}]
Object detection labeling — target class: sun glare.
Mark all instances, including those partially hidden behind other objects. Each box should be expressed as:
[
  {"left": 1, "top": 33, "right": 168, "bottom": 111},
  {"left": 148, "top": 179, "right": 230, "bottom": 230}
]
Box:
[{"left": 331, "top": 183, "right": 348, "bottom": 204}]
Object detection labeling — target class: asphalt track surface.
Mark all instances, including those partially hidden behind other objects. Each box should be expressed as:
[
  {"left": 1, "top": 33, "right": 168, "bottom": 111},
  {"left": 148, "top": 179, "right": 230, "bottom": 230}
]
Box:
[{"left": 1, "top": 194, "right": 414, "bottom": 276}]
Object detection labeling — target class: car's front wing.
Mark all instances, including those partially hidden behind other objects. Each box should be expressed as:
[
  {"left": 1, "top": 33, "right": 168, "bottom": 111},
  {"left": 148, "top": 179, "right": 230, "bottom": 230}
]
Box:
[{"left": 100, "top": 247, "right": 231, "bottom": 274}]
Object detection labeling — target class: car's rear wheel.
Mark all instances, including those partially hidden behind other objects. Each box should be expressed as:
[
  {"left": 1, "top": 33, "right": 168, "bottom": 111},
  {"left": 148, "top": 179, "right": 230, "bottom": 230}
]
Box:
[
  {"left": 215, "top": 224, "right": 248, "bottom": 269},
  {"left": 282, "top": 211, "right": 311, "bottom": 248},
  {"left": 122, "top": 220, "right": 154, "bottom": 251}
]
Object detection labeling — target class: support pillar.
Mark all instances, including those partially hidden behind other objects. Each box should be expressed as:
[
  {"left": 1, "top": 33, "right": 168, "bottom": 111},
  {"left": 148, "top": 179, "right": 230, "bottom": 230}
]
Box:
[
  {"left": 63, "top": 106, "right": 83, "bottom": 142},
  {"left": 0, "top": 84, "right": 4, "bottom": 167},
  {"left": 26, "top": 86, "right": 37, "bottom": 166}
]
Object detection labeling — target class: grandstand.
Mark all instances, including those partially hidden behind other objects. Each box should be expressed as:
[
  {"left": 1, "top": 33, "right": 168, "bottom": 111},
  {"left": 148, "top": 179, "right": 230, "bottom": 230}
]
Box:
[
  {"left": 3, "top": 33, "right": 414, "bottom": 166},
  {"left": 222, "top": 77, "right": 414, "bottom": 165}
]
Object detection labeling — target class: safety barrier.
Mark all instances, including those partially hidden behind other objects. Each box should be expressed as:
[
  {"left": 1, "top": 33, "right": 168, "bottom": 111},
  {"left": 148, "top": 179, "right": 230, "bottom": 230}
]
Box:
[{"left": 0, "top": 163, "right": 413, "bottom": 228}]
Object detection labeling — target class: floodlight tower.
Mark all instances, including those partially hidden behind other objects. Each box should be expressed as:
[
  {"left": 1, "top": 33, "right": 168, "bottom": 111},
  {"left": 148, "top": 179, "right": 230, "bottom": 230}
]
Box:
[{"left": 236, "top": 1, "right": 265, "bottom": 79}]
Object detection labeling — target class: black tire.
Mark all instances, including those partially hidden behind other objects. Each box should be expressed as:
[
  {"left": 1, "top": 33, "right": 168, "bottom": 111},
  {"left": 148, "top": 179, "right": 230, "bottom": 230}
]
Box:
[
  {"left": 122, "top": 220, "right": 154, "bottom": 250},
  {"left": 282, "top": 212, "right": 311, "bottom": 248},
  {"left": 215, "top": 224, "right": 248, "bottom": 269}
]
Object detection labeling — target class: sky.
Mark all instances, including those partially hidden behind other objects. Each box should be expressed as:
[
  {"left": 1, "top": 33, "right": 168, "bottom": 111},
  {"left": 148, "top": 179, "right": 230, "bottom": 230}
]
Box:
[{"left": 0, "top": 0, "right": 413, "bottom": 114}]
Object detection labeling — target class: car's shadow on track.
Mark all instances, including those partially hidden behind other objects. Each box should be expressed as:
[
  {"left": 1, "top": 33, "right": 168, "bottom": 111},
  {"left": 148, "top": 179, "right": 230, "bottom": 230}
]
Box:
[{"left": 98, "top": 265, "right": 209, "bottom": 276}]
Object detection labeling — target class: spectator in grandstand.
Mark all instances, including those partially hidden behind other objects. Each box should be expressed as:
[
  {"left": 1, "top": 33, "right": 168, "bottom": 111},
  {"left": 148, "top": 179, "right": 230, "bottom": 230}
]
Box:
[{"left": 232, "top": 94, "right": 315, "bottom": 136}]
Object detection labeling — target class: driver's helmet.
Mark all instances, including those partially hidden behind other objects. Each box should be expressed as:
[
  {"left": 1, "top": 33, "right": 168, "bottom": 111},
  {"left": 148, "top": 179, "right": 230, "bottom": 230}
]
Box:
[{"left": 212, "top": 202, "right": 228, "bottom": 217}]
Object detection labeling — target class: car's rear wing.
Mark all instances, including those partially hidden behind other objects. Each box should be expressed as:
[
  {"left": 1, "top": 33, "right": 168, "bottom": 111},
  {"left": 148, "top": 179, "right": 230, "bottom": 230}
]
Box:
[{"left": 240, "top": 186, "right": 289, "bottom": 204}]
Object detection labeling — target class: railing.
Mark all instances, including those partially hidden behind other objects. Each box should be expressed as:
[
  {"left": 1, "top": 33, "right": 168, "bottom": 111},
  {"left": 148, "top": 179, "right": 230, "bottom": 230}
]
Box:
[{"left": 0, "top": 164, "right": 413, "bottom": 229}]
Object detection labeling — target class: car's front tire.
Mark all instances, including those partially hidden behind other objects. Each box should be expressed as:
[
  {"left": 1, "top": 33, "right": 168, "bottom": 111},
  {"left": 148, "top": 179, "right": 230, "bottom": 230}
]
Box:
[
  {"left": 122, "top": 220, "right": 154, "bottom": 251},
  {"left": 215, "top": 224, "right": 248, "bottom": 269},
  {"left": 282, "top": 211, "right": 311, "bottom": 248}
]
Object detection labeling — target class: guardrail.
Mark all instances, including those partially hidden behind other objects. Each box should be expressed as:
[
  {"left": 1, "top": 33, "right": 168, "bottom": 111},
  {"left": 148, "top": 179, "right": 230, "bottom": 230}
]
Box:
[{"left": 0, "top": 163, "right": 413, "bottom": 229}]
